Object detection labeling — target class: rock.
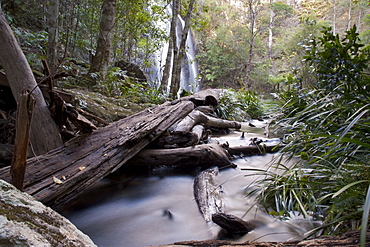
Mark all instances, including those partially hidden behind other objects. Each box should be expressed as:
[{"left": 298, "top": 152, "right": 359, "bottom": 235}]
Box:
[
  {"left": 0, "top": 179, "right": 97, "bottom": 247},
  {"left": 114, "top": 60, "right": 148, "bottom": 82},
  {"left": 64, "top": 88, "right": 151, "bottom": 123}
]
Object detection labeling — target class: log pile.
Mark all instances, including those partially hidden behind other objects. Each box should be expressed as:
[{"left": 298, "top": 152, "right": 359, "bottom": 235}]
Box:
[{"left": 0, "top": 89, "right": 279, "bottom": 211}]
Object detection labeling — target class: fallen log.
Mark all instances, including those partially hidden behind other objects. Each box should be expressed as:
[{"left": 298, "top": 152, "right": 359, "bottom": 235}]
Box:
[
  {"left": 212, "top": 212, "right": 256, "bottom": 236},
  {"left": 126, "top": 143, "right": 235, "bottom": 169},
  {"left": 157, "top": 124, "right": 209, "bottom": 148},
  {"left": 193, "top": 167, "right": 223, "bottom": 223},
  {"left": 157, "top": 109, "right": 241, "bottom": 148},
  {"left": 225, "top": 143, "right": 278, "bottom": 156},
  {"left": 0, "top": 100, "right": 194, "bottom": 208},
  {"left": 174, "top": 110, "right": 241, "bottom": 133},
  {"left": 181, "top": 88, "right": 224, "bottom": 108}
]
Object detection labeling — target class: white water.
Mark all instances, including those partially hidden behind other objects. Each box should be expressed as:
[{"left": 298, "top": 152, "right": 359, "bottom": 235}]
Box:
[{"left": 64, "top": 131, "right": 317, "bottom": 247}]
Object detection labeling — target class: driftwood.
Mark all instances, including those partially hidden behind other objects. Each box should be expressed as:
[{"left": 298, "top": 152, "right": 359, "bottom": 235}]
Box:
[
  {"left": 0, "top": 100, "right": 194, "bottom": 208},
  {"left": 193, "top": 167, "right": 223, "bottom": 223},
  {"left": 181, "top": 88, "right": 224, "bottom": 108},
  {"left": 10, "top": 92, "right": 35, "bottom": 190},
  {"left": 157, "top": 109, "right": 241, "bottom": 148},
  {"left": 127, "top": 143, "right": 235, "bottom": 169},
  {"left": 174, "top": 110, "right": 241, "bottom": 133},
  {"left": 225, "top": 143, "right": 278, "bottom": 156},
  {"left": 212, "top": 213, "right": 256, "bottom": 235}
]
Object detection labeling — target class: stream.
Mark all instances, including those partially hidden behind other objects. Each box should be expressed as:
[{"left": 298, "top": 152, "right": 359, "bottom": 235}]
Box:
[{"left": 62, "top": 126, "right": 317, "bottom": 247}]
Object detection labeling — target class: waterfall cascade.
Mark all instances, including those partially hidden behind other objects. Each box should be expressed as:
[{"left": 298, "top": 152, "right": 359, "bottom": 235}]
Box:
[{"left": 145, "top": 4, "right": 201, "bottom": 94}]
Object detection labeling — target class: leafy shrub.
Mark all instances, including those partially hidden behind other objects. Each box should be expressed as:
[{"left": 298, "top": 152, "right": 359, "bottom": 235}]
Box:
[
  {"left": 250, "top": 26, "right": 370, "bottom": 236},
  {"left": 216, "top": 89, "right": 263, "bottom": 121}
]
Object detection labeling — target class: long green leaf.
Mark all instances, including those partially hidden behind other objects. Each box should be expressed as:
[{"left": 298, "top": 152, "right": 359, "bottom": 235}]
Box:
[
  {"left": 332, "top": 180, "right": 370, "bottom": 199},
  {"left": 361, "top": 184, "right": 370, "bottom": 247}
]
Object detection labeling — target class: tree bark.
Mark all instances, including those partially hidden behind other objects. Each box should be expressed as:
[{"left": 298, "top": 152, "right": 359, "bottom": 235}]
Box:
[
  {"left": 10, "top": 92, "right": 35, "bottom": 191},
  {"left": 0, "top": 100, "right": 194, "bottom": 208},
  {"left": 194, "top": 167, "right": 223, "bottom": 222},
  {"left": 89, "top": 0, "right": 116, "bottom": 78},
  {"left": 126, "top": 143, "right": 235, "bottom": 169},
  {"left": 212, "top": 213, "right": 256, "bottom": 235},
  {"left": 174, "top": 110, "right": 241, "bottom": 133},
  {"left": 46, "top": 0, "right": 59, "bottom": 72},
  {"left": 169, "top": 0, "right": 195, "bottom": 97},
  {"left": 160, "top": 4, "right": 176, "bottom": 93},
  {"left": 0, "top": 9, "right": 63, "bottom": 156}
]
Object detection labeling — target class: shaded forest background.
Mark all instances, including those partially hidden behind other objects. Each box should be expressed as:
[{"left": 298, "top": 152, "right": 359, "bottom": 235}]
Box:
[{"left": 1, "top": 0, "right": 369, "bottom": 96}]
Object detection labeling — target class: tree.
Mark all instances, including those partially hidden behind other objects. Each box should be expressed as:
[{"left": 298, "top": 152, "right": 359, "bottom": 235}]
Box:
[
  {"left": 0, "top": 8, "right": 63, "bottom": 156},
  {"left": 46, "top": 0, "right": 60, "bottom": 72},
  {"left": 242, "top": 0, "right": 262, "bottom": 89},
  {"left": 169, "top": 0, "right": 195, "bottom": 98},
  {"left": 89, "top": 0, "right": 116, "bottom": 79}
]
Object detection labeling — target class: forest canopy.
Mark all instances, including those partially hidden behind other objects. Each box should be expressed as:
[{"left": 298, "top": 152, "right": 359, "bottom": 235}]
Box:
[{"left": 0, "top": 0, "right": 369, "bottom": 96}]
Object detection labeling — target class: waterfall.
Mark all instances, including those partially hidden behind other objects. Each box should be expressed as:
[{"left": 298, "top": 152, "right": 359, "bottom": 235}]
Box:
[{"left": 145, "top": 4, "right": 201, "bottom": 94}]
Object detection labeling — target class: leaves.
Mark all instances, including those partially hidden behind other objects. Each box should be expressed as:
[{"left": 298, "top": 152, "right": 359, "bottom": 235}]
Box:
[{"left": 250, "top": 26, "right": 370, "bottom": 236}]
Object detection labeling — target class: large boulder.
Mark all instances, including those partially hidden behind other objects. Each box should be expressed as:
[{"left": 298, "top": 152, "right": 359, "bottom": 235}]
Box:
[{"left": 0, "top": 179, "right": 96, "bottom": 246}]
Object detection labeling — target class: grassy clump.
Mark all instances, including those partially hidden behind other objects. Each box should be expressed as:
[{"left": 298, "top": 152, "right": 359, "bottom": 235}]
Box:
[
  {"left": 216, "top": 89, "right": 264, "bottom": 121},
  {"left": 248, "top": 26, "right": 370, "bottom": 237}
]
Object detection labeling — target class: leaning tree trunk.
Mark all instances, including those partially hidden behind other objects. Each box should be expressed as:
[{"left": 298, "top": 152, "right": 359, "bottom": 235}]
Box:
[
  {"left": 0, "top": 9, "right": 63, "bottom": 156},
  {"left": 89, "top": 0, "right": 116, "bottom": 79}
]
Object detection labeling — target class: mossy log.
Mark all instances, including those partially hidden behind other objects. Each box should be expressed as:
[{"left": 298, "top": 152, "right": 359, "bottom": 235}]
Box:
[{"left": 0, "top": 100, "right": 194, "bottom": 208}]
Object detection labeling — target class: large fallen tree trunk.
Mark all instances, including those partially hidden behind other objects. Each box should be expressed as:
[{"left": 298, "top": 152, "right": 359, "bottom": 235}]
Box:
[
  {"left": 126, "top": 143, "right": 235, "bottom": 169},
  {"left": 0, "top": 100, "right": 194, "bottom": 208}
]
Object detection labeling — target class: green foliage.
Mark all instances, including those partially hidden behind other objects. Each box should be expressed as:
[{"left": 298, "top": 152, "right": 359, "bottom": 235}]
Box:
[
  {"left": 216, "top": 89, "right": 263, "bottom": 121},
  {"left": 250, "top": 26, "right": 370, "bottom": 235},
  {"left": 84, "top": 67, "right": 166, "bottom": 105}
]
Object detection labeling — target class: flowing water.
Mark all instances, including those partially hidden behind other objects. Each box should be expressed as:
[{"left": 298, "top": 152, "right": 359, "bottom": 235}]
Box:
[{"left": 63, "top": 129, "right": 317, "bottom": 247}]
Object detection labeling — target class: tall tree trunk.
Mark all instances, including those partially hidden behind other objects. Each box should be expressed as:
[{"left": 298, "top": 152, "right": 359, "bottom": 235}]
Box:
[
  {"left": 169, "top": 0, "right": 179, "bottom": 98},
  {"left": 347, "top": 0, "right": 352, "bottom": 30},
  {"left": 0, "top": 9, "right": 63, "bottom": 156},
  {"left": 46, "top": 0, "right": 59, "bottom": 72},
  {"left": 169, "top": 0, "right": 195, "bottom": 98},
  {"left": 160, "top": 4, "right": 177, "bottom": 93},
  {"left": 89, "top": 0, "right": 116, "bottom": 79},
  {"left": 245, "top": 0, "right": 259, "bottom": 89},
  {"left": 333, "top": 0, "right": 337, "bottom": 34},
  {"left": 268, "top": 0, "right": 275, "bottom": 74}
]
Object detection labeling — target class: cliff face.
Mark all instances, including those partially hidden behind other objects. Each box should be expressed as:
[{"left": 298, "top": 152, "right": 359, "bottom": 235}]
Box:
[{"left": 0, "top": 179, "right": 97, "bottom": 247}]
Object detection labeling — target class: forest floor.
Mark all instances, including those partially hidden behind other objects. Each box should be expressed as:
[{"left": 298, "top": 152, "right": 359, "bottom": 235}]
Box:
[{"left": 154, "top": 230, "right": 367, "bottom": 246}]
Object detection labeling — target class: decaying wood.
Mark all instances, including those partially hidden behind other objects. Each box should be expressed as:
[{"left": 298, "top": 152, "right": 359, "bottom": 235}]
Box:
[
  {"left": 225, "top": 143, "right": 278, "bottom": 156},
  {"left": 193, "top": 167, "right": 223, "bottom": 222},
  {"left": 212, "top": 213, "right": 256, "bottom": 235},
  {"left": 157, "top": 124, "right": 209, "bottom": 148},
  {"left": 127, "top": 143, "right": 235, "bottom": 169},
  {"left": 174, "top": 110, "right": 241, "bottom": 133},
  {"left": 0, "top": 100, "right": 194, "bottom": 208},
  {"left": 158, "top": 109, "right": 241, "bottom": 148},
  {"left": 10, "top": 92, "right": 35, "bottom": 191},
  {"left": 182, "top": 88, "right": 224, "bottom": 108},
  {"left": 0, "top": 11, "right": 63, "bottom": 155}
]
